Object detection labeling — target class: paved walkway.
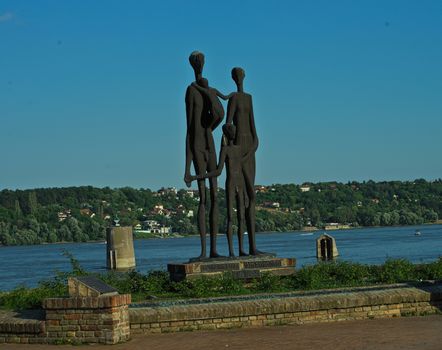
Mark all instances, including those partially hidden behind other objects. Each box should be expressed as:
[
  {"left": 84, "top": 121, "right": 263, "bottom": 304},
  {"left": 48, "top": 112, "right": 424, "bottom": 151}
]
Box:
[{"left": 2, "top": 315, "right": 442, "bottom": 349}]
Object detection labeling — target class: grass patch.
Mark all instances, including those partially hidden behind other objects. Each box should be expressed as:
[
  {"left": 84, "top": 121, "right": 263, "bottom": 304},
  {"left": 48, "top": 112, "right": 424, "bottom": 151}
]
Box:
[{"left": 1, "top": 256, "right": 441, "bottom": 310}]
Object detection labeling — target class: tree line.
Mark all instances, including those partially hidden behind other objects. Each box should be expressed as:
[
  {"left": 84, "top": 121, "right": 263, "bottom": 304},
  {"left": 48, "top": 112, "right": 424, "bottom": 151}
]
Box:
[{"left": 0, "top": 179, "right": 440, "bottom": 246}]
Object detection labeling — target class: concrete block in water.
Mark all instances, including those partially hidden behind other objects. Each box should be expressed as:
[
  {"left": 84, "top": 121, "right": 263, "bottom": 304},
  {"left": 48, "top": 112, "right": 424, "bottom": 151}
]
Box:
[
  {"left": 316, "top": 233, "right": 339, "bottom": 260},
  {"left": 106, "top": 226, "right": 136, "bottom": 270}
]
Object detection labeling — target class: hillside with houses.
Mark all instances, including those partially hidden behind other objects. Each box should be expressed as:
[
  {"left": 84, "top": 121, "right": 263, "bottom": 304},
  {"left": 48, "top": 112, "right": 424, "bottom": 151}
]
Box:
[{"left": 0, "top": 179, "right": 441, "bottom": 246}]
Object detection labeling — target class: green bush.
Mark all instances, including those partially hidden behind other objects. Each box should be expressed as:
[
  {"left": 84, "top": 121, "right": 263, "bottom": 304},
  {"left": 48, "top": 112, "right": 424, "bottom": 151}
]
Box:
[
  {"left": 2, "top": 253, "right": 442, "bottom": 311},
  {"left": 415, "top": 257, "right": 442, "bottom": 281},
  {"left": 289, "top": 261, "right": 371, "bottom": 290},
  {"left": 99, "top": 271, "right": 133, "bottom": 294},
  {"left": 215, "top": 272, "right": 248, "bottom": 295},
  {"left": 250, "top": 273, "right": 288, "bottom": 293},
  {"left": 376, "top": 258, "right": 415, "bottom": 283},
  {"left": 139, "top": 271, "right": 173, "bottom": 295},
  {"left": 172, "top": 277, "right": 216, "bottom": 298},
  {"left": 0, "top": 282, "right": 67, "bottom": 310},
  {"left": 171, "top": 273, "right": 247, "bottom": 298}
]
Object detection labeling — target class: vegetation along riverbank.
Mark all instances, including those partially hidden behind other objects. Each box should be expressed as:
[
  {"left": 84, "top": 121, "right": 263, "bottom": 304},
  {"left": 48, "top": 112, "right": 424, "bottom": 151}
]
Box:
[
  {"left": 0, "top": 179, "right": 440, "bottom": 246},
  {"left": 1, "top": 252, "right": 441, "bottom": 311}
]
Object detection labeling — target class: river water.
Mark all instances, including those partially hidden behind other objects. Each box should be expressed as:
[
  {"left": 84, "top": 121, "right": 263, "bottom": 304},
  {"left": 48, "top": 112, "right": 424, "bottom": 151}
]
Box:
[{"left": 0, "top": 225, "right": 441, "bottom": 291}]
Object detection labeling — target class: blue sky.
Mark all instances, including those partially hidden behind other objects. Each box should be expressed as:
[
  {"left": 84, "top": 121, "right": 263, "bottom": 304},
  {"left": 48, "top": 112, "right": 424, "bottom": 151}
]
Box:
[{"left": 1, "top": 0, "right": 441, "bottom": 190}]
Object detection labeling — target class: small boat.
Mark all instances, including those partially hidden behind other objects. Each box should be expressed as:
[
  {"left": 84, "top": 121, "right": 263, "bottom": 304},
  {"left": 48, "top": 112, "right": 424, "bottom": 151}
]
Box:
[{"left": 415, "top": 230, "right": 421, "bottom": 236}]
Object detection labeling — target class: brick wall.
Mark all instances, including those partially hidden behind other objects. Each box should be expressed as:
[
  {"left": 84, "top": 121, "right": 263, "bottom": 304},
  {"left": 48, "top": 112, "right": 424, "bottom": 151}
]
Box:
[
  {"left": 129, "top": 283, "right": 442, "bottom": 334},
  {"left": 1, "top": 283, "right": 441, "bottom": 344},
  {"left": 43, "top": 294, "right": 131, "bottom": 344},
  {"left": 0, "top": 294, "right": 131, "bottom": 345},
  {"left": 0, "top": 310, "right": 46, "bottom": 344}
]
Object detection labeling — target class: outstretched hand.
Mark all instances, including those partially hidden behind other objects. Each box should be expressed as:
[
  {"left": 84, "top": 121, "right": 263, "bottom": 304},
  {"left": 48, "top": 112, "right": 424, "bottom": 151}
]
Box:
[
  {"left": 220, "top": 92, "right": 234, "bottom": 101},
  {"left": 184, "top": 174, "right": 192, "bottom": 188},
  {"left": 184, "top": 174, "right": 197, "bottom": 188},
  {"left": 185, "top": 170, "right": 221, "bottom": 186},
  {"left": 197, "top": 169, "right": 222, "bottom": 180}
]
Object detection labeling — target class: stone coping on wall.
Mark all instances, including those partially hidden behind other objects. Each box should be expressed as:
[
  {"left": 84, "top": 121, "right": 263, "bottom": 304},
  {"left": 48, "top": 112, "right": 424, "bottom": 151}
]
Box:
[
  {"left": 43, "top": 293, "right": 131, "bottom": 309},
  {"left": 129, "top": 282, "right": 442, "bottom": 333},
  {"left": 0, "top": 310, "right": 45, "bottom": 335},
  {"left": 130, "top": 282, "right": 435, "bottom": 308}
]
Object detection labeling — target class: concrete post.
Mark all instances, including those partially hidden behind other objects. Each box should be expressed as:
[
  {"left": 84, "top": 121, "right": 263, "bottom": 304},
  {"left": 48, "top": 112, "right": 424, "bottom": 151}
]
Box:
[{"left": 106, "top": 226, "right": 136, "bottom": 270}]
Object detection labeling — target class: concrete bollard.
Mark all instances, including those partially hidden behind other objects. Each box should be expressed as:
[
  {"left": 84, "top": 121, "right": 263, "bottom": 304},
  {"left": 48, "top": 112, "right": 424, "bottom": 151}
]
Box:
[
  {"left": 316, "top": 233, "right": 339, "bottom": 260},
  {"left": 106, "top": 226, "right": 136, "bottom": 270}
]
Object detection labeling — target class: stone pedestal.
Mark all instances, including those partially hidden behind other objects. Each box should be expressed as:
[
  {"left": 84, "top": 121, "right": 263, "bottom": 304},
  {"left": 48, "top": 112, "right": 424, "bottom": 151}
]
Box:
[
  {"left": 106, "top": 226, "right": 136, "bottom": 270},
  {"left": 168, "top": 256, "right": 296, "bottom": 282}
]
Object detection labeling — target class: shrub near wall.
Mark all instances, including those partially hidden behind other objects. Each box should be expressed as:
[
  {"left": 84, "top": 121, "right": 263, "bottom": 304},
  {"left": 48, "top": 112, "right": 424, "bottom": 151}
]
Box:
[{"left": 1, "top": 258, "right": 441, "bottom": 311}]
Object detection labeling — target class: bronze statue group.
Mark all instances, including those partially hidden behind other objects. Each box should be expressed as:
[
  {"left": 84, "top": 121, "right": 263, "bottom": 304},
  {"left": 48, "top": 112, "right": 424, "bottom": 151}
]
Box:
[{"left": 184, "top": 51, "right": 264, "bottom": 260}]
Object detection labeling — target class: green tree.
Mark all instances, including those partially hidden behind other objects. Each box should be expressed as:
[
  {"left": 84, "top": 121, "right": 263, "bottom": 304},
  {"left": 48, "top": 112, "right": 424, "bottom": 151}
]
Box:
[
  {"left": 14, "top": 200, "right": 22, "bottom": 217},
  {"left": 67, "top": 217, "right": 87, "bottom": 242},
  {"left": 28, "top": 191, "right": 38, "bottom": 216},
  {"left": 59, "top": 225, "right": 72, "bottom": 242}
]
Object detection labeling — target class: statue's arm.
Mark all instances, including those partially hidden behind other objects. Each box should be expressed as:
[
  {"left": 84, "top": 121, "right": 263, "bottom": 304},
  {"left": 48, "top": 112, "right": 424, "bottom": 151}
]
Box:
[
  {"left": 226, "top": 95, "right": 237, "bottom": 125},
  {"left": 249, "top": 95, "right": 259, "bottom": 150},
  {"left": 214, "top": 89, "right": 234, "bottom": 101},
  {"left": 191, "top": 83, "right": 225, "bottom": 130},
  {"left": 185, "top": 173, "right": 198, "bottom": 188},
  {"left": 209, "top": 88, "right": 225, "bottom": 131},
  {"left": 197, "top": 146, "right": 227, "bottom": 179},
  {"left": 184, "top": 88, "right": 194, "bottom": 183},
  {"left": 191, "top": 82, "right": 230, "bottom": 100},
  {"left": 210, "top": 110, "right": 224, "bottom": 131},
  {"left": 191, "top": 82, "right": 207, "bottom": 95},
  {"left": 242, "top": 95, "right": 259, "bottom": 161}
]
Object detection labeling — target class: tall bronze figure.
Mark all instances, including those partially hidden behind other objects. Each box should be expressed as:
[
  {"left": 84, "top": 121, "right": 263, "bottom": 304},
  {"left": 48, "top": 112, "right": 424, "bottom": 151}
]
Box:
[
  {"left": 184, "top": 51, "right": 223, "bottom": 259},
  {"left": 188, "top": 67, "right": 262, "bottom": 256},
  {"left": 226, "top": 67, "right": 262, "bottom": 255},
  {"left": 189, "top": 123, "right": 247, "bottom": 257},
  {"left": 169, "top": 57, "right": 294, "bottom": 281}
]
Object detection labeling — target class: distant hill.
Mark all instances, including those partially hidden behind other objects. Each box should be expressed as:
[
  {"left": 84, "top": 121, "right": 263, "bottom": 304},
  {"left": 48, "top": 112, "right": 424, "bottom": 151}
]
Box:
[{"left": 0, "top": 179, "right": 441, "bottom": 246}]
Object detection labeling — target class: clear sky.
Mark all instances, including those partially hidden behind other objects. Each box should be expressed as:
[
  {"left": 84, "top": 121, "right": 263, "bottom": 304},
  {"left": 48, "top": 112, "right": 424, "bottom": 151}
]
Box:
[{"left": 1, "top": 0, "right": 441, "bottom": 191}]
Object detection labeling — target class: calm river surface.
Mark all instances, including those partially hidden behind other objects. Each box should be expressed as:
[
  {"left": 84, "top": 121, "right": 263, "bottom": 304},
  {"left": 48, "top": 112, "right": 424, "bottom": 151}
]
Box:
[{"left": 1, "top": 225, "right": 441, "bottom": 291}]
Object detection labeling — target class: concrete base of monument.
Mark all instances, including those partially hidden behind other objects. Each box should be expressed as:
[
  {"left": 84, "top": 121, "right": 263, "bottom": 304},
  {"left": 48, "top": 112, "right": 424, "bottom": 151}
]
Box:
[{"left": 167, "top": 255, "right": 296, "bottom": 282}]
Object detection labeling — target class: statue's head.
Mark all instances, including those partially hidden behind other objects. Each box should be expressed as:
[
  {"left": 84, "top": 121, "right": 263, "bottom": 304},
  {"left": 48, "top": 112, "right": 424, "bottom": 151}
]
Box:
[
  {"left": 197, "top": 77, "right": 209, "bottom": 88},
  {"left": 222, "top": 123, "right": 236, "bottom": 141},
  {"left": 189, "top": 51, "right": 205, "bottom": 75},
  {"left": 231, "top": 67, "right": 245, "bottom": 85}
]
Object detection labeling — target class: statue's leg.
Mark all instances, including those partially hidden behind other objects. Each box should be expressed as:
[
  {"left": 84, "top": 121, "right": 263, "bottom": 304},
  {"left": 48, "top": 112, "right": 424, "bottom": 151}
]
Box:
[
  {"left": 196, "top": 178, "right": 207, "bottom": 259},
  {"left": 244, "top": 181, "right": 256, "bottom": 254},
  {"left": 194, "top": 153, "right": 207, "bottom": 259},
  {"left": 207, "top": 152, "right": 220, "bottom": 258},
  {"left": 237, "top": 189, "right": 247, "bottom": 256},
  {"left": 225, "top": 184, "right": 235, "bottom": 257},
  {"left": 243, "top": 157, "right": 263, "bottom": 255},
  {"left": 184, "top": 134, "right": 193, "bottom": 182}
]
